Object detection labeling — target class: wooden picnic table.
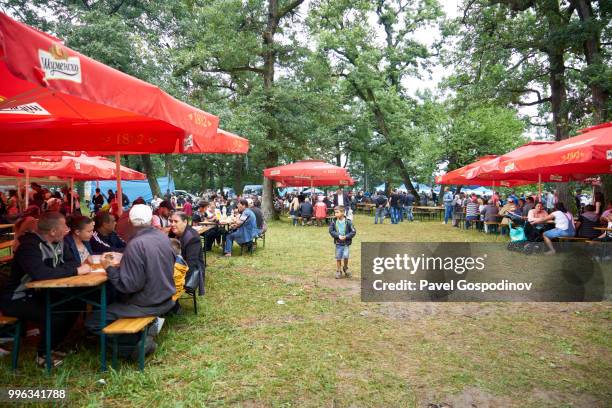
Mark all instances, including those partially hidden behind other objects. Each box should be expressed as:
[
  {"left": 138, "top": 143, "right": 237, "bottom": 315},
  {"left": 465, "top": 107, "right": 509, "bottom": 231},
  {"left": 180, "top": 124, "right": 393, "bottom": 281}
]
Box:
[
  {"left": 25, "top": 273, "right": 109, "bottom": 372},
  {"left": 0, "top": 224, "right": 14, "bottom": 230},
  {"left": 594, "top": 227, "right": 612, "bottom": 232}
]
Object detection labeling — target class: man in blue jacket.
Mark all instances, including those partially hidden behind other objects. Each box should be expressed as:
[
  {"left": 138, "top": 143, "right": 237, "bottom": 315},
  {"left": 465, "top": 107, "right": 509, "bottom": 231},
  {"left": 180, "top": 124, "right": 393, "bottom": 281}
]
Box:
[{"left": 224, "top": 199, "right": 259, "bottom": 256}]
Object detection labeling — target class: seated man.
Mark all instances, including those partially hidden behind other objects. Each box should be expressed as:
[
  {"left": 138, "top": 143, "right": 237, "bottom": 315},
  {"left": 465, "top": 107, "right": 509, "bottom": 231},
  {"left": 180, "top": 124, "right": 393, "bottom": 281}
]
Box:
[
  {"left": 0, "top": 212, "right": 90, "bottom": 367},
  {"left": 223, "top": 199, "right": 259, "bottom": 257},
  {"left": 299, "top": 198, "right": 314, "bottom": 225},
  {"left": 86, "top": 204, "right": 176, "bottom": 358},
  {"left": 90, "top": 211, "right": 126, "bottom": 254}
]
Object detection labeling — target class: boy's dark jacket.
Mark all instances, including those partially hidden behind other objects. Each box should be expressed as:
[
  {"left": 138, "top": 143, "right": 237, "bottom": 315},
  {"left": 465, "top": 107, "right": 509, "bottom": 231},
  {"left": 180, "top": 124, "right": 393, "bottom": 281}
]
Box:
[{"left": 328, "top": 218, "right": 356, "bottom": 246}]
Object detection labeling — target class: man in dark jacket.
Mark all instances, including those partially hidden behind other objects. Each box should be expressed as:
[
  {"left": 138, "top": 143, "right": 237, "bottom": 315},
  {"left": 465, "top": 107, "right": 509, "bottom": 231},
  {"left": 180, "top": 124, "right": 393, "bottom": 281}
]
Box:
[
  {"left": 299, "top": 198, "right": 314, "bottom": 225},
  {"left": 374, "top": 191, "right": 388, "bottom": 224},
  {"left": 86, "top": 204, "right": 176, "bottom": 358},
  {"left": 329, "top": 206, "right": 357, "bottom": 279},
  {"left": 90, "top": 211, "right": 126, "bottom": 254},
  {"left": 332, "top": 188, "right": 350, "bottom": 208},
  {"left": 0, "top": 212, "right": 90, "bottom": 366}
]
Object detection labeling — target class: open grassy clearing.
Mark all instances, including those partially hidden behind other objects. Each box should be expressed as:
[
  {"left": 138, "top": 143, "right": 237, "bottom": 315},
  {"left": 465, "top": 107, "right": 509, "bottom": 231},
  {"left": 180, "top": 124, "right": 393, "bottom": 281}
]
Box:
[{"left": 1, "top": 214, "right": 610, "bottom": 407}]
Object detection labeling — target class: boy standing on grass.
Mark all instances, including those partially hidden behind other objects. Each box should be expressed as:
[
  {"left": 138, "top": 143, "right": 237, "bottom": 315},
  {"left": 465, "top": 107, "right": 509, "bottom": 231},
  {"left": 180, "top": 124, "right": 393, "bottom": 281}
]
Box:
[{"left": 329, "top": 206, "right": 357, "bottom": 279}]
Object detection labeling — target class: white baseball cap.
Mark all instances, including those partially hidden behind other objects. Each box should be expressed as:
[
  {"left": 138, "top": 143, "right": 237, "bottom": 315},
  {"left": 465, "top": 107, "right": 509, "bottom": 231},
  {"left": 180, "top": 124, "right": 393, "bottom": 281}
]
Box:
[{"left": 129, "top": 204, "right": 153, "bottom": 226}]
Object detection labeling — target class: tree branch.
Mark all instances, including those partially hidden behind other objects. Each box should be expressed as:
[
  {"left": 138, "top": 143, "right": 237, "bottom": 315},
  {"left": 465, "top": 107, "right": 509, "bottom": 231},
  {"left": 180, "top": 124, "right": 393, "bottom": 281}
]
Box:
[
  {"left": 109, "top": 0, "right": 126, "bottom": 15},
  {"left": 277, "top": 0, "right": 305, "bottom": 20},
  {"left": 199, "top": 66, "right": 265, "bottom": 75},
  {"left": 516, "top": 97, "right": 551, "bottom": 106}
]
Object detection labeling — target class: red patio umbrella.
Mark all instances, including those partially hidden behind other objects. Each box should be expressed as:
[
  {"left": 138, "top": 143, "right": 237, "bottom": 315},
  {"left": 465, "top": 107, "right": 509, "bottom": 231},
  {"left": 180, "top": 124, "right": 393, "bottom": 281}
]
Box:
[
  {"left": 0, "top": 154, "right": 145, "bottom": 209},
  {"left": 435, "top": 156, "right": 534, "bottom": 187},
  {"left": 264, "top": 160, "right": 355, "bottom": 191},
  {"left": 0, "top": 12, "right": 221, "bottom": 154},
  {"left": 0, "top": 155, "right": 146, "bottom": 181},
  {"left": 498, "top": 123, "right": 612, "bottom": 178}
]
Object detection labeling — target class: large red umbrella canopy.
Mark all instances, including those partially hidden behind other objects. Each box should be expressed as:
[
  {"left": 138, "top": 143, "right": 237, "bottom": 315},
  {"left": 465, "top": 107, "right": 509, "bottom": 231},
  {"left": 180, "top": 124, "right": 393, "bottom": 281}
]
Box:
[
  {"left": 264, "top": 160, "right": 355, "bottom": 187},
  {"left": 498, "top": 123, "right": 612, "bottom": 178},
  {"left": 0, "top": 12, "right": 224, "bottom": 154},
  {"left": 0, "top": 155, "right": 146, "bottom": 181},
  {"left": 436, "top": 156, "right": 534, "bottom": 186}
]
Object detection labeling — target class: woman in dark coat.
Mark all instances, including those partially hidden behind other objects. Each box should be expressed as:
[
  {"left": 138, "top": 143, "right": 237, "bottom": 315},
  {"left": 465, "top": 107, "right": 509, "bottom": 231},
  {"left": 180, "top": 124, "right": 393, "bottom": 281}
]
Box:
[{"left": 169, "top": 212, "right": 205, "bottom": 296}]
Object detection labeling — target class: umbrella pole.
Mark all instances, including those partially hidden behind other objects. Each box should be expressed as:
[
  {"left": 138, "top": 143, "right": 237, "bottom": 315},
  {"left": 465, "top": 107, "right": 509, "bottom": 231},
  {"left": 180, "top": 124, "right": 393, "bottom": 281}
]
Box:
[
  {"left": 115, "top": 152, "right": 123, "bottom": 217},
  {"left": 25, "top": 169, "right": 29, "bottom": 209},
  {"left": 538, "top": 173, "right": 542, "bottom": 203},
  {"left": 17, "top": 178, "right": 22, "bottom": 212},
  {"left": 70, "top": 177, "right": 74, "bottom": 213}
]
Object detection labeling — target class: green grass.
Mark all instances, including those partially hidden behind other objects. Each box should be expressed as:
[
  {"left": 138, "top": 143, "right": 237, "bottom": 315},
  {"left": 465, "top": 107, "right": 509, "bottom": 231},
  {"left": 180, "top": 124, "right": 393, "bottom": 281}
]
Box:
[{"left": 1, "top": 215, "right": 610, "bottom": 407}]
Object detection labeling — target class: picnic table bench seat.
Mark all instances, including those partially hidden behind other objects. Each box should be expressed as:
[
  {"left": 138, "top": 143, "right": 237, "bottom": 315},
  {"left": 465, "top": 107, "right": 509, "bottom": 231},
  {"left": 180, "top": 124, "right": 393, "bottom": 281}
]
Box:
[
  {"left": 103, "top": 316, "right": 156, "bottom": 371},
  {"left": 0, "top": 316, "right": 21, "bottom": 371}
]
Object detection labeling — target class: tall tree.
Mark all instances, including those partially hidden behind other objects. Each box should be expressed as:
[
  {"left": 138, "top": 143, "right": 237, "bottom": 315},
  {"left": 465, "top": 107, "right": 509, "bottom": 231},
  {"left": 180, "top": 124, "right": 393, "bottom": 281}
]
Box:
[{"left": 309, "top": 0, "right": 444, "bottom": 198}]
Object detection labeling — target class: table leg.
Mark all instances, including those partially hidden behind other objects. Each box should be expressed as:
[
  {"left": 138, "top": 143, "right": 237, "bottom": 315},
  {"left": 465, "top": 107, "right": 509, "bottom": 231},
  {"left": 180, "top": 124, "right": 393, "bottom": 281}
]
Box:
[
  {"left": 45, "top": 289, "right": 52, "bottom": 373},
  {"left": 100, "top": 284, "right": 107, "bottom": 372}
]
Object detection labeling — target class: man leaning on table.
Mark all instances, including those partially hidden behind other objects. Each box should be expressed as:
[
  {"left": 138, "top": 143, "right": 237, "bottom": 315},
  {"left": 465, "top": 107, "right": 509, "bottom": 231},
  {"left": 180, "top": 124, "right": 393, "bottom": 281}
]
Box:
[
  {"left": 85, "top": 204, "right": 176, "bottom": 359},
  {"left": 0, "top": 211, "right": 91, "bottom": 368}
]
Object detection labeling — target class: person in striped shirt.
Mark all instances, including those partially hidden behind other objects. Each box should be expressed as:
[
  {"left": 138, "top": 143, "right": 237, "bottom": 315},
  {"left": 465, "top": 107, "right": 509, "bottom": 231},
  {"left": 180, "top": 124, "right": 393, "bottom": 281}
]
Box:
[{"left": 465, "top": 194, "right": 480, "bottom": 229}]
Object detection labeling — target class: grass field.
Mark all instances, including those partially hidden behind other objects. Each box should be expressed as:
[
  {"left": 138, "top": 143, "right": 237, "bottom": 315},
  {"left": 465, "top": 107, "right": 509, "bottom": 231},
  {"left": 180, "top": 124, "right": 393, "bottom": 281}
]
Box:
[{"left": 1, "top": 214, "right": 610, "bottom": 407}]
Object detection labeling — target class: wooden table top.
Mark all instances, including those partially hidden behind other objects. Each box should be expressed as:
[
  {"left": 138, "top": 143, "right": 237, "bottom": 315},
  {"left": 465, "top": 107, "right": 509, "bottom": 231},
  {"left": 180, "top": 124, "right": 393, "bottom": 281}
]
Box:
[
  {"left": 414, "top": 206, "right": 444, "bottom": 210},
  {"left": 25, "top": 273, "right": 108, "bottom": 289},
  {"left": 594, "top": 227, "right": 612, "bottom": 232},
  {"left": 0, "top": 224, "right": 14, "bottom": 229},
  {"left": 194, "top": 225, "right": 214, "bottom": 235}
]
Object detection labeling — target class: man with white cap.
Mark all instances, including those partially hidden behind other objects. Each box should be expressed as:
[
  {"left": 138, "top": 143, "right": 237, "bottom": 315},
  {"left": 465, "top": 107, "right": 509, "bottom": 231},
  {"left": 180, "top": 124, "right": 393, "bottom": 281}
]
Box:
[{"left": 86, "top": 204, "right": 176, "bottom": 359}]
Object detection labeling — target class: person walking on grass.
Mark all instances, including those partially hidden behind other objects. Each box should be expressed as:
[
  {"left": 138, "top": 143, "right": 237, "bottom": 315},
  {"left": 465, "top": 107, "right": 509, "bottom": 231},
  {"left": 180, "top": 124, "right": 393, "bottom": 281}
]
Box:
[{"left": 329, "top": 206, "right": 356, "bottom": 279}]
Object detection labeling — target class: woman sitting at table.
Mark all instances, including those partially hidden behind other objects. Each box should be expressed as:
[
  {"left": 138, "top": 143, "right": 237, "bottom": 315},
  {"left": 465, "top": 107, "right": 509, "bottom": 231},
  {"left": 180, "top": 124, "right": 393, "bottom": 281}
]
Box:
[
  {"left": 64, "top": 215, "right": 94, "bottom": 264},
  {"left": 169, "top": 212, "right": 205, "bottom": 296},
  {"left": 525, "top": 202, "right": 550, "bottom": 241},
  {"left": 532, "top": 202, "right": 575, "bottom": 255}
]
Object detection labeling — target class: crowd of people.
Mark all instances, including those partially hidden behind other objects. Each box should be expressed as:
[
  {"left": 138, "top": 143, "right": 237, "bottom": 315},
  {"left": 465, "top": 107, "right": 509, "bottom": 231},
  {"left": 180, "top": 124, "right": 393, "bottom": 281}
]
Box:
[
  {"left": 440, "top": 187, "right": 611, "bottom": 255},
  {"left": 0, "top": 183, "right": 267, "bottom": 367}
]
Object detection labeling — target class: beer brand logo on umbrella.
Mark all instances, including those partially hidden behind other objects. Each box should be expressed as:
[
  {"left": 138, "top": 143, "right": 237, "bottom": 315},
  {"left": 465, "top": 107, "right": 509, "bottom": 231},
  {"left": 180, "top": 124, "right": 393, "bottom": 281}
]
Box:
[
  {"left": 607, "top": 150, "right": 612, "bottom": 160},
  {"left": 38, "top": 44, "right": 82, "bottom": 83},
  {"left": 0, "top": 95, "right": 50, "bottom": 115}
]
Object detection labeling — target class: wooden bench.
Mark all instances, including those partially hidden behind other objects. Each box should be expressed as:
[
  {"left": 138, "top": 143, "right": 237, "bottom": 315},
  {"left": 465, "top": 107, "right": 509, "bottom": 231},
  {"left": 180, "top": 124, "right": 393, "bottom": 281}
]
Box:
[
  {"left": 0, "top": 240, "right": 14, "bottom": 265},
  {"left": 557, "top": 237, "right": 589, "bottom": 242},
  {"left": 0, "top": 316, "right": 21, "bottom": 371},
  {"left": 103, "top": 317, "right": 156, "bottom": 371}
]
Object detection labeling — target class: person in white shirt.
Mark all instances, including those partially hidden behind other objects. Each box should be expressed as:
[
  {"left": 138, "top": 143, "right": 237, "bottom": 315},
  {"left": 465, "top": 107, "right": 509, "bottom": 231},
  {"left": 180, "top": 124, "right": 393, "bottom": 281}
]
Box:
[{"left": 532, "top": 202, "right": 574, "bottom": 255}]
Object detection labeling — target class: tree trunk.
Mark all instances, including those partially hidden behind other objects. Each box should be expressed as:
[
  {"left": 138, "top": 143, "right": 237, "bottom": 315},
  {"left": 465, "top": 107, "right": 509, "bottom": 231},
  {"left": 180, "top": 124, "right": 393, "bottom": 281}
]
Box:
[
  {"left": 574, "top": 0, "right": 609, "bottom": 123},
  {"left": 262, "top": 151, "right": 278, "bottom": 220},
  {"left": 199, "top": 159, "right": 208, "bottom": 194},
  {"left": 547, "top": 24, "right": 573, "bottom": 208},
  {"left": 233, "top": 155, "right": 244, "bottom": 195},
  {"left": 140, "top": 154, "right": 161, "bottom": 197}
]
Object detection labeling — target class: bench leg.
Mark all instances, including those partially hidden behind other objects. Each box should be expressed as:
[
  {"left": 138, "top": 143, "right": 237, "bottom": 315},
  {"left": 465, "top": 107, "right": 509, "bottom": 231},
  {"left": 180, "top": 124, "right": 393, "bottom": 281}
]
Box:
[
  {"left": 112, "top": 336, "right": 118, "bottom": 370},
  {"left": 139, "top": 330, "right": 146, "bottom": 372},
  {"left": 12, "top": 320, "right": 21, "bottom": 371}
]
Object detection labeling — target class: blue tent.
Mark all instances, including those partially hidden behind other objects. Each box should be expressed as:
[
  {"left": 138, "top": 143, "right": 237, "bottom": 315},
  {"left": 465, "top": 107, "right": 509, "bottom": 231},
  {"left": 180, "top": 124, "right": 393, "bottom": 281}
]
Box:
[
  {"left": 375, "top": 182, "right": 440, "bottom": 194},
  {"left": 89, "top": 176, "right": 175, "bottom": 204},
  {"left": 243, "top": 184, "right": 262, "bottom": 195}
]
